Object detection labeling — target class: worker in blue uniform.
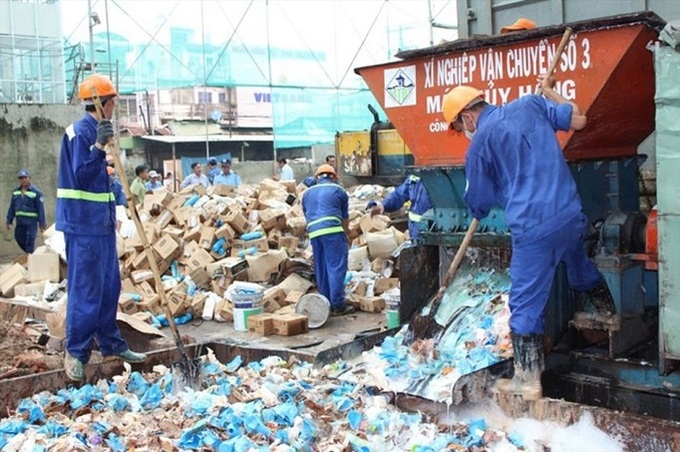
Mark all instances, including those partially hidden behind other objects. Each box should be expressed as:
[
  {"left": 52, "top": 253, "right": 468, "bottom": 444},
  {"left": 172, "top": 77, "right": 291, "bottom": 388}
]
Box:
[
  {"left": 443, "top": 75, "right": 616, "bottom": 401},
  {"left": 207, "top": 157, "right": 220, "bottom": 184},
  {"left": 367, "top": 174, "right": 432, "bottom": 241},
  {"left": 6, "top": 169, "right": 46, "bottom": 254},
  {"left": 213, "top": 159, "right": 242, "bottom": 187},
  {"left": 302, "top": 164, "right": 355, "bottom": 316},
  {"left": 107, "top": 166, "right": 127, "bottom": 206},
  {"left": 56, "top": 74, "right": 146, "bottom": 381}
]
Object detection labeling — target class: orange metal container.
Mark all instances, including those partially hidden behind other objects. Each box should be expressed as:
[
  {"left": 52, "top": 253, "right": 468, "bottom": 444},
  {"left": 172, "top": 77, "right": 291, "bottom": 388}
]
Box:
[{"left": 355, "top": 13, "right": 665, "bottom": 166}]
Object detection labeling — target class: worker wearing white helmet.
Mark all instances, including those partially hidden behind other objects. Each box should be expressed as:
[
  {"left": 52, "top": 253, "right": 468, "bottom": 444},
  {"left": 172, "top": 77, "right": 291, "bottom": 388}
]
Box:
[
  {"left": 56, "top": 73, "right": 147, "bottom": 381},
  {"left": 443, "top": 74, "right": 615, "bottom": 401}
]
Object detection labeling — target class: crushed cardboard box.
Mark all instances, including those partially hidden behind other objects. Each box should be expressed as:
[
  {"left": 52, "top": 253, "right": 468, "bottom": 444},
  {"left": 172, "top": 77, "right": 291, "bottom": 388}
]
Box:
[{"left": 4, "top": 181, "right": 406, "bottom": 343}]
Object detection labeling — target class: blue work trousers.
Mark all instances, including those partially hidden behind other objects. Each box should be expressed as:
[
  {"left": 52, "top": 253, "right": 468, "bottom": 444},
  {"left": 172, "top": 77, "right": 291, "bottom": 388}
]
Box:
[
  {"left": 311, "top": 233, "right": 348, "bottom": 309},
  {"left": 509, "top": 212, "right": 602, "bottom": 335},
  {"left": 65, "top": 233, "right": 128, "bottom": 363},
  {"left": 14, "top": 223, "right": 37, "bottom": 254}
]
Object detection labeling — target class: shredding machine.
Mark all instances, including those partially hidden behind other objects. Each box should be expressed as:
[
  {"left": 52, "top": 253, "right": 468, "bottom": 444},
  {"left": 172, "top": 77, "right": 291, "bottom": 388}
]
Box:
[{"left": 355, "top": 11, "right": 680, "bottom": 421}]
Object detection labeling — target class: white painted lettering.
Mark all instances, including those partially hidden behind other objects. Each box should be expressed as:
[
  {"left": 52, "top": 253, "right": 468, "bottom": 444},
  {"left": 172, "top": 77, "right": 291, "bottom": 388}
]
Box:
[
  {"left": 424, "top": 61, "right": 434, "bottom": 88},
  {"left": 426, "top": 95, "right": 442, "bottom": 114}
]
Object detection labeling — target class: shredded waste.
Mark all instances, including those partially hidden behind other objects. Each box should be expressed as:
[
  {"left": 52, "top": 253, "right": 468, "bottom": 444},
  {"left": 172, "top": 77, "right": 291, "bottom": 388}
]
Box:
[
  {"left": 0, "top": 349, "right": 622, "bottom": 451},
  {"left": 341, "top": 267, "right": 513, "bottom": 404}
]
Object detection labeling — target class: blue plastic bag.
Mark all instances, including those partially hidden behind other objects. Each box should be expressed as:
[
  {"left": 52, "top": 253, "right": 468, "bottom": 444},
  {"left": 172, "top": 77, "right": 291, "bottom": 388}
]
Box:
[{"left": 17, "top": 399, "right": 44, "bottom": 423}]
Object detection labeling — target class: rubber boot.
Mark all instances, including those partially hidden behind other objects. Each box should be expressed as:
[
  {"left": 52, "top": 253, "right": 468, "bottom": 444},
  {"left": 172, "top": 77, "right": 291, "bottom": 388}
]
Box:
[
  {"left": 495, "top": 333, "right": 544, "bottom": 401},
  {"left": 587, "top": 281, "right": 617, "bottom": 315}
]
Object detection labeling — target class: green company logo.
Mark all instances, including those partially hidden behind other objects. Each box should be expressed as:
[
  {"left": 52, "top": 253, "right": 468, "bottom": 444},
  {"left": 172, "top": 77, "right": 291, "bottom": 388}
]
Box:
[{"left": 386, "top": 69, "right": 414, "bottom": 105}]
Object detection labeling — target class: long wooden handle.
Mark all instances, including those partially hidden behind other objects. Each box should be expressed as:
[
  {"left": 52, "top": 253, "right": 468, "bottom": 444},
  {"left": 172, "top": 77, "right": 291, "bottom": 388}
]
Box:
[
  {"left": 436, "top": 218, "right": 480, "bottom": 299},
  {"left": 443, "top": 218, "right": 479, "bottom": 287},
  {"left": 90, "top": 91, "right": 184, "bottom": 344},
  {"left": 536, "top": 27, "right": 573, "bottom": 94}
]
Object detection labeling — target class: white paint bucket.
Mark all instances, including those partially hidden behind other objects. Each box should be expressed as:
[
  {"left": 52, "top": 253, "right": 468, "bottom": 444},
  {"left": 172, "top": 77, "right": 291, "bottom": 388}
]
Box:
[{"left": 233, "top": 305, "right": 263, "bottom": 332}]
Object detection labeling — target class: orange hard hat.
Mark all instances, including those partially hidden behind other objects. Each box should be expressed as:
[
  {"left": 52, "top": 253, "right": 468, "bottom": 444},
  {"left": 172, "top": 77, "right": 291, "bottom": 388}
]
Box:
[
  {"left": 500, "top": 18, "right": 537, "bottom": 34},
  {"left": 78, "top": 74, "right": 118, "bottom": 104},
  {"left": 315, "top": 164, "right": 337, "bottom": 178},
  {"left": 442, "top": 86, "right": 484, "bottom": 125}
]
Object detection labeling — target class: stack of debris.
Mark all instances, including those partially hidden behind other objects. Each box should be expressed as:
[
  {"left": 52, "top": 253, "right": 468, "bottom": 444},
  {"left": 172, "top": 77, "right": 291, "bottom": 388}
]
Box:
[
  {"left": 0, "top": 349, "right": 623, "bottom": 451},
  {"left": 0, "top": 351, "right": 541, "bottom": 450},
  {"left": 0, "top": 181, "right": 404, "bottom": 342}
]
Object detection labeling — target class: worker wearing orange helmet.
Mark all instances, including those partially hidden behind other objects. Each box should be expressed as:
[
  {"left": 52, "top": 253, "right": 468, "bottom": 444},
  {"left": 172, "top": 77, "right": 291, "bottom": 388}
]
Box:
[
  {"left": 443, "top": 74, "right": 615, "bottom": 400},
  {"left": 500, "top": 17, "right": 537, "bottom": 34},
  {"left": 302, "top": 164, "right": 355, "bottom": 316},
  {"left": 56, "top": 73, "right": 146, "bottom": 381}
]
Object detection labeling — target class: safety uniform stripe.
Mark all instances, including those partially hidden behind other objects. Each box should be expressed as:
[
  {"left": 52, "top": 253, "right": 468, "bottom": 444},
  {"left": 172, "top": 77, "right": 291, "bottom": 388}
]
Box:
[
  {"left": 308, "top": 226, "right": 344, "bottom": 239},
  {"left": 16, "top": 211, "right": 38, "bottom": 217},
  {"left": 307, "top": 215, "right": 341, "bottom": 228},
  {"left": 13, "top": 190, "right": 37, "bottom": 198},
  {"left": 57, "top": 188, "right": 114, "bottom": 203},
  {"left": 408, "top": 211, "right": 422, "bottom": 222}
]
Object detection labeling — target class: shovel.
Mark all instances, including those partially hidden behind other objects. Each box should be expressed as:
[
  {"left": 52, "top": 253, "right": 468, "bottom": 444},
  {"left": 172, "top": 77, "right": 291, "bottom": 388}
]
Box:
[
  {"left": 91, "top": 91, "right": 200, "bottom": 386},
  {"left": 406, "top": 218, "right": 479, "bottom": 344}
]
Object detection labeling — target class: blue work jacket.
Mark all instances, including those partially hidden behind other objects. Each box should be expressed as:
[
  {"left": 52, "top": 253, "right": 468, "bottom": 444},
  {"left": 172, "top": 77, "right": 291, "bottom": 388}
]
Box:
[
  {"left": 6, "top": 185, "right": 46, "bottom": 227},
  {"left": 56, "top": 113, "right": 116, "bottom": 235},
  {"left": 383, "top": 175, "right": 432, "bottom": 239},
  {"left": 214, "top": 172, "right": 242, "bottom": 187},
  {"left": 302, "top": 178, "right": 349, "bottom": 239},
  {"left": 464, "top": 95, "right": 582, "bottom": 246}
]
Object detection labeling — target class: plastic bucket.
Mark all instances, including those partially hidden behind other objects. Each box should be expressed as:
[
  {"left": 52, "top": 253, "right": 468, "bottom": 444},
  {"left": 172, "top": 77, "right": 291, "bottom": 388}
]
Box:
[{"left": 234, "top": 306, "right": 263, "bottom": 331}]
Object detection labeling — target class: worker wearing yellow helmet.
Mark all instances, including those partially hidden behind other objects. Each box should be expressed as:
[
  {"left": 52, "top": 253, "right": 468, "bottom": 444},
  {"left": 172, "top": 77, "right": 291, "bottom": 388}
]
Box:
[
  {"left": 443, "top": 74, "right": 615, "bottom": 401},
  {"left": 56, "top": 73, "right": 146, "bottom": 381},
  {"left": 302, "top": 164, "right": 355, "bottom": 316}
]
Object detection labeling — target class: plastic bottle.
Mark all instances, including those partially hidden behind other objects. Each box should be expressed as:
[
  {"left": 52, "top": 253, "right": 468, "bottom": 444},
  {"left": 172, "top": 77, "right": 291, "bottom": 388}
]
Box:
[
  {"left": 122, "top": 293, "right": 142, "bottom": 302},
  {"left": 344, "top": 272, "right": 353, "bottom": 286},
  {"left": 202, "top": 295, "right": 216, "bottom": 320},
  {"left": 241, "top": 230, "right": 265, "bottom": 241},
  {"left": 212, "top": 237, "right": 227, "bottom": 256},
  {"left": 184, "top": 194, "right": 200, "bottom": 207},
  {"left": 237, "top": 246, "right": 258, "bottom": 258},
  {"left": 174, "top": 312, "right": 193, "bottom": 325}
]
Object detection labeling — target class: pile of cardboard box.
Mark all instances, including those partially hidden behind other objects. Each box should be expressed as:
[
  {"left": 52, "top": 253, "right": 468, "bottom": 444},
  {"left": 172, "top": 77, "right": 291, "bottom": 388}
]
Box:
[{"left": 0, "top": 181, "right": 403, "bottom": 336}]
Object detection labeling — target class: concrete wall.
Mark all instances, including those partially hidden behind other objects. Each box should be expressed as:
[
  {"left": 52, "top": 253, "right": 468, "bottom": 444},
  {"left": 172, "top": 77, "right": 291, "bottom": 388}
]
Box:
[
  {"left": 0, "top": 104, "right": 81, "bottom": 260},
  {"left": 232, "top": 159, "right": 315, "bottom": 185}
]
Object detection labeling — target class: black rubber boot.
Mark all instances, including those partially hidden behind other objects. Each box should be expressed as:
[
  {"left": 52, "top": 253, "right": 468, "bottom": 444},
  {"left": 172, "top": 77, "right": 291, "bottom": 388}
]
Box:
[
  {"left": 495, "top": 333, "right": 544, "bottom": 401},
  {"left": 587, "top": 281, "right": 617, "bottom": 315}
]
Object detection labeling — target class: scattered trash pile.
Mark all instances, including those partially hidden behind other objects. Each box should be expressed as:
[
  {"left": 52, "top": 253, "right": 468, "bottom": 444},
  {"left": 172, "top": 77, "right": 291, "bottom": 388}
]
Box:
[
  {"left": 0, "top": 323, "right": 61, "bottom": 380},
  {"left": 342, "top": 267, "right": 513, "bottom": 404},
  {"left": 0, "top": 181, "right": 407, "bottom": 371},
  {"left": 0, "top": 350, "right": 549, "bottom": 451}
]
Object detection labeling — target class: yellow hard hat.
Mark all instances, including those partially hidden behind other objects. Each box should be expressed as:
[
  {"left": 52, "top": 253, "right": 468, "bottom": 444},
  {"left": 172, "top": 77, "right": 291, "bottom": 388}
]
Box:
[
  {"left": 442, "top": 86, "right": 484, "bottom": 125},
  {"left": 315, "top": 164, "right": 337, "bottom": 178},
  {"left": 78, "top": 74, "right": 118, "bottom": 104}
]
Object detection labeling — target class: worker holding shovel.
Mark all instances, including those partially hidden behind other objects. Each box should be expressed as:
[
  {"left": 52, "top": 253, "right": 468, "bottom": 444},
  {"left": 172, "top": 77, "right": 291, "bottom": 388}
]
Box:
[
  {"left": 443, "top": 72, "right": 616, "bottom": 401},
  {"left": 56, "top": 74, "right": 147, "bottom": 381}
]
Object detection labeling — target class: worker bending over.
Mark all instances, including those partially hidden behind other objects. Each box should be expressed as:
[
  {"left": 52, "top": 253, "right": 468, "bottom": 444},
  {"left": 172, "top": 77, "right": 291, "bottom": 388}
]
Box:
[
  {"left": 56, "top": 74, "right": 146, "bottom": 381},
  {"left": 6, "top": 169, "right": 46, "bottom": 254},
  {"left": 302, "top": 164, "right": 355, "bottom": 316},
  {"left": 368, "top": 174, "right": 432, "bottom": 241},
  {"left": 443, "top": 74, "right": 616, "bottom": 400}
]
